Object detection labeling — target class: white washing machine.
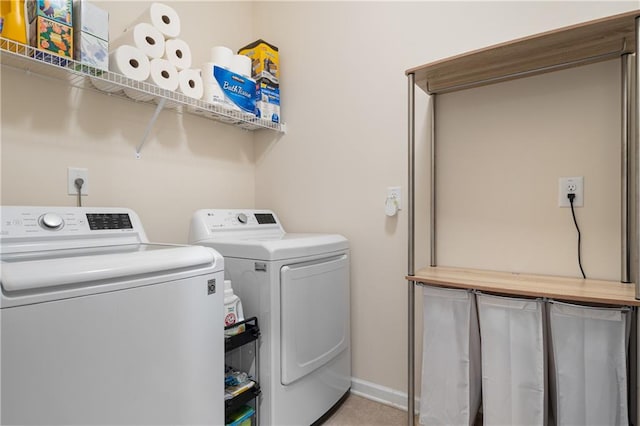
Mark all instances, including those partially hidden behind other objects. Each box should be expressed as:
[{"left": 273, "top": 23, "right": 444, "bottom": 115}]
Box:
[
  {"left": 0, "top": 206, "right": 225, "bottom": 425},
  {"left": 189, "top": 209, "right": 351, "bottom": 425}
]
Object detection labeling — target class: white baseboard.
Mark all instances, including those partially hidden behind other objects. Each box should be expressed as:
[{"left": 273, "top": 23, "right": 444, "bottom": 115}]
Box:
[{"left": 350, "top": 377, "right": 419, "bottom": 413}]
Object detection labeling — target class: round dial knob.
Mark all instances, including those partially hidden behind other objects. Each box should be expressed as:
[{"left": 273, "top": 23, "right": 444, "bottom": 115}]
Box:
[
  {"left": 237, "top": 213, "right": 248, "bottom": 224},
  {"left": 40, "top": 213, "right": 64, "bottom": 230}
]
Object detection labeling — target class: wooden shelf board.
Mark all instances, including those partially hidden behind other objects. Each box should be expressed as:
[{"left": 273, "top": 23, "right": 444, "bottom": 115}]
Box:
[
  {"left": 406, "top": 9, "right": 640, "bottom": 94},
  {"left": 408, "top": 266, "right": 640, "bottom": 306}
]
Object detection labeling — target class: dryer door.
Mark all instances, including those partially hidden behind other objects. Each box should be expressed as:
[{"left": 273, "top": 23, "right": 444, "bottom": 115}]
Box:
[{"left": 280, "top": 254, "right": 349, "bottom": 385}]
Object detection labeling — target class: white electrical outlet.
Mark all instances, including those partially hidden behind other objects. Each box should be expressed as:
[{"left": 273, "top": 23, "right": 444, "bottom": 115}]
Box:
[
  {"left": 68, "top": 167, "right": 89, "bottom": 195},
  {"left": 558, "top": 176, "right": 583, "bottom": 207}
]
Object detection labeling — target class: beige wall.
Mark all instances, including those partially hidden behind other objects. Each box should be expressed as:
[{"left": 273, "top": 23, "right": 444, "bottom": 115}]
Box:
[
  {"left": 2, "top": 0, "right": 638, "bottom": 410},
  {"left": 1, "top": 1, "right": 258, "bottom": 244},
  {"left": 251, "top": 0, "right": 638, "bottom": 404}
]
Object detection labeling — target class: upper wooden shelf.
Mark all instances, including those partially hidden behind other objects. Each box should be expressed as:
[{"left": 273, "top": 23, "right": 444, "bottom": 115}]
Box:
[
  {"left": 408, "top": 266, "right": 640, "bottom": 306},
  {"left": 406, "top": 9, "right": 640, "bottom": 94}
]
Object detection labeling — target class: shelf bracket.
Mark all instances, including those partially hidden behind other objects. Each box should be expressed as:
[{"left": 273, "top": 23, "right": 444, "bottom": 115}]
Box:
[{"left": 135, "top": 98, "right": 167, "bottom": 159}]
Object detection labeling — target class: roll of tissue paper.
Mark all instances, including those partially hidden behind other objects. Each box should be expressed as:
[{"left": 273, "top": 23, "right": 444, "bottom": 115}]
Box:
[
  {"left": 201, "top": 62, "right": 217, "bottom": 84},
  {"left": 210, "top": 46, "right": 233, "bottom": 69},
  {"left": 112, "top": 22, "right": 165, "bottom": 59},
  {"left": 156, "top": 68, "right": 203, "bottom": 109},
  {"left": 124, "top": 58, "right": 178, "bottom": 101},
  {"left": 133, "top": 2, "right": 181, "bottom": 39},
  {"left": 91, "top": 44, "right": 151, "bottom": 94},
  {"left": 147, "top": 58, "right": 179, "bottom": 91},
  {"left": 230, "top": 54, "right": 251, "bottom": 77},
  {"left": 111, "top": 44, "right": 151, "bottom": 78},
  {"left": 203, "top": 82, "right": 226, "bottom": 105},
  {"left": 177, "top": 68, "right": 204, "bottom": 100},
  {"left": 164, "top": 38, "right": 192, "bottom": 71}
]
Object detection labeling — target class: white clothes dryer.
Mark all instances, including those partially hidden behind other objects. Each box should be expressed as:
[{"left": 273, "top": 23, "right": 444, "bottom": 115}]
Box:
[
  {"left": 189, "top": 209, "right": 351, "bottom": 426},
  {"left": 1, "top": 206, "right": 225, "bottom": 425}
]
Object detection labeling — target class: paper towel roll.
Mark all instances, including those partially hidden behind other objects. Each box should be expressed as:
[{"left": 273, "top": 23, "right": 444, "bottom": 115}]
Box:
[
  {"left": 164, "top": 38, "right": 192, "bottom": 71},
  {"left": 132, "top": 2, "right": 181, "bottom": 38},
  {"left": 231, "top": 54, "right": 251, "bottom": 77},
  {"left": 177, "top": 68, "right": 204, "bottom": 100},
  {"left": 112, "top": 23, "right": 165, "bottom": 59},
  {"left": 210, "top": 46, "right": 233, "bottom": 68},
  {"left": 109, "top": 45, "right": 151, "bottom": 81},
  {"left": 148, "top": 58, "right": 179, "bottom": 91}
]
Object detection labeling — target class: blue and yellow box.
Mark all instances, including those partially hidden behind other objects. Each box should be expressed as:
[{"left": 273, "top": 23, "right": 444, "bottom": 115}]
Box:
[
  {"left": 238, "top": 39, "right": 279, "bottom": 84},
  {"left": 37, "top": 0, "right": 72, "bottom": 26}
]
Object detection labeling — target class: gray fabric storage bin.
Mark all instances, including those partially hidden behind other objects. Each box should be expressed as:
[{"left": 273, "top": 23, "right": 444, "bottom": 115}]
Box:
[
  {"left": 477, "top": 293, "right": 547, "bottom": 426},
  {"left": 419, "top": 286, "right": 481, "bottom": 426},
  {"left": 548, "top": 301, "right": 630, "bottom": 426}
]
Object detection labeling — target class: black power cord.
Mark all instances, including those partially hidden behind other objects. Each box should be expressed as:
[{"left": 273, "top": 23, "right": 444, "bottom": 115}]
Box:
[{"left": 567, "top": 193, "right": 586, "bottom": 279}]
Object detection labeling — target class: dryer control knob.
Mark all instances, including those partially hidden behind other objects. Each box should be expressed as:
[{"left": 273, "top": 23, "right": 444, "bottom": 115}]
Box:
[
  {"left": 40, "top": 213, "right": 64, "bottom": 230},
  {"left": 237, "top": 213, "right": 248, "bottom": 224}
]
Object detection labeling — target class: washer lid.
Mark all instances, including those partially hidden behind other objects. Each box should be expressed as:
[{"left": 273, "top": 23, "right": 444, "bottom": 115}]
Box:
[
  {"left": 196, "top": 233, "right": 349, "bottom": 260},
  {"left": 1, "top": 244, "right": 223, "bottom": 293}
]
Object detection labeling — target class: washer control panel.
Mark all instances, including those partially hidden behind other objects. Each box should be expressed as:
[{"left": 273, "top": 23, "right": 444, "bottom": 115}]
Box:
[
  {"left": 202, "top": 210, "right": 280, "bottom": 228},
  {"left": 1, "top": 207, "right": 139, "bottom": 238}
]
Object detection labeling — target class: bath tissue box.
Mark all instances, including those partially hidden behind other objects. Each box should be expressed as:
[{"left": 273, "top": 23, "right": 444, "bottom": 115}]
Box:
[
  {"left": 73, "top": 1, "right": 108, "bottom": 70},
  {"left": 31, "top": 15, "right": 73, "bottom": 59},
  {"left": 256, "top": 80, "right": 280, "bottom": 123},
  {"left": 238, "top": 39, "right": 279, "bottom": 84},
  {"left": 202, "top": 64, "right": 257, "bottom": 114},
  {"left": 37, "top": 0, "right": 73, "bottom": 26}
]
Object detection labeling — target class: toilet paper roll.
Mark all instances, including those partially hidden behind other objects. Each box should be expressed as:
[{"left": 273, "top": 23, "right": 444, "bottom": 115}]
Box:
[
  {"left": 203, "top": 83, "right": 240, "bottom": 112},
  {"left": 164, "top": 38, "right": 192, "bottom": 71},
  {"left": 201, "top": 62, "right": 218, "bottom": 84},
  {"left": 230, "top": 54, "right": 251, "bottom": 77},
  {"left": 112, "top": 23, "right": 165, "bottom": 59},
  {"left": 108, "top": 45, "right": 151, "bottom": 81},
  {"left": 202, "top": 82, "right": 225, "bottom": 104},
  {"left": 147, "top": 58, "right": 180, "bottom": 91},
  {"left": 132, "top": 2, "right": 181, "bottom": 39},
  {"left": 210, "top": 46, "right": 233, "bottom": 68},
  {"left": 177, "top": 68, "right": 204, "bottom": 100}
]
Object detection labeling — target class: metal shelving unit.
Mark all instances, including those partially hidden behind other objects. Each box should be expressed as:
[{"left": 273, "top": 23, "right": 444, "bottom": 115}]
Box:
[
  {"left": 0, "top": 37, "right": 285, "bottom": 158},
  {"left": 405, "top": 9, "right": 640, "bottom": 426}
]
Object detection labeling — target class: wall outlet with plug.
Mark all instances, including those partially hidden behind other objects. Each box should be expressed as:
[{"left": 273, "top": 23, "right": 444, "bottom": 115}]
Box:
[
  {"left": 558, "top": 176, "right": 583, "bottom": 207},
  {"left": 68, "top": 167, "right": 89, "bottom": 195}
]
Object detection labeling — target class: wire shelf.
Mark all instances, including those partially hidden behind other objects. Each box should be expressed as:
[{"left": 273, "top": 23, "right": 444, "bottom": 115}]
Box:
[{"left": 0, "top": 37, "right": 284, "bottom": 133}]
